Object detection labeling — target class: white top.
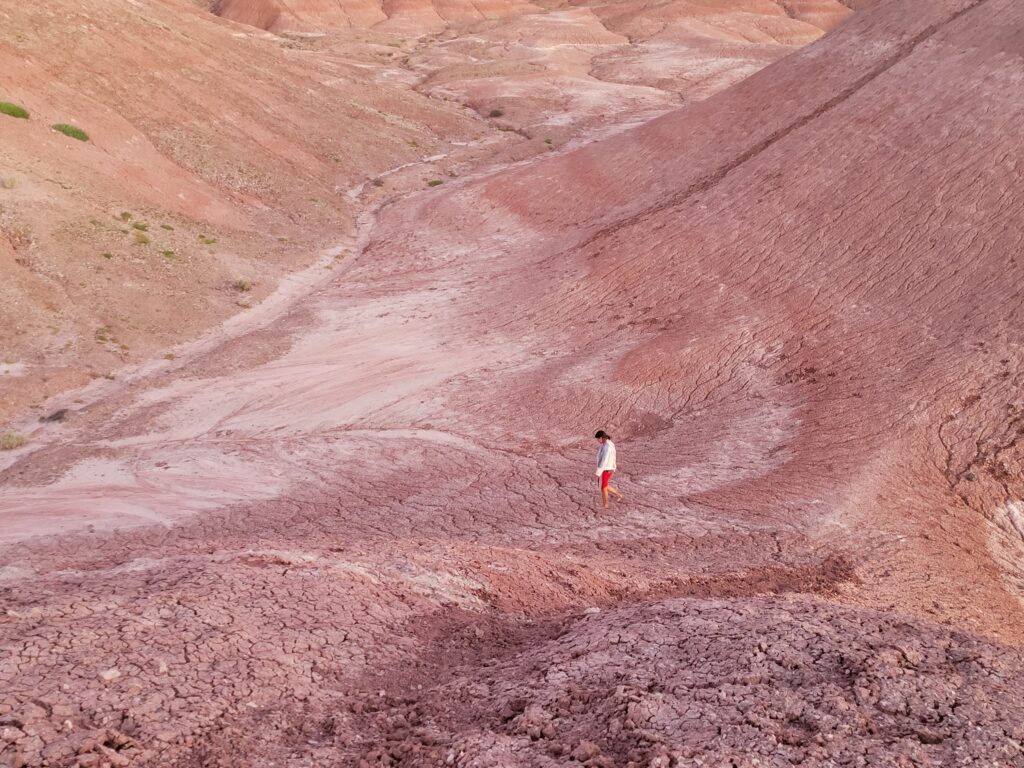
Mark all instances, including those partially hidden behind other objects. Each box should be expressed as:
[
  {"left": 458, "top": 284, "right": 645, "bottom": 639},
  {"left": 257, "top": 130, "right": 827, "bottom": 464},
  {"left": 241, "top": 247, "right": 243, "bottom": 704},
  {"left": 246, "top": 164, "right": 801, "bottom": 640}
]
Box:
[{"left": 596, "top": 440, "right": 617, "bottom": 475}]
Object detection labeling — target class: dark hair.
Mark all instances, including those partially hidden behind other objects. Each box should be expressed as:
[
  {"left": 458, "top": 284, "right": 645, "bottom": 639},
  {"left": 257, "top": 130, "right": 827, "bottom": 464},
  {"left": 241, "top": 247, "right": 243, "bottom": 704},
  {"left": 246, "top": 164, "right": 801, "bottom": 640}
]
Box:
[{"left": 595, "top": 430, "right": 608, "bottom": 439}]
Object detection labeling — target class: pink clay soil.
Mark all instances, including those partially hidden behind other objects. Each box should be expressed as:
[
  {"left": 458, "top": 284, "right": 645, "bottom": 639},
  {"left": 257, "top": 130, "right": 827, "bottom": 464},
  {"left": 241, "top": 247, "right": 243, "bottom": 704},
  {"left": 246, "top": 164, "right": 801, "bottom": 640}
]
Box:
[{"left": 3, "top": 0, "right": 1024, "bottom": 766}]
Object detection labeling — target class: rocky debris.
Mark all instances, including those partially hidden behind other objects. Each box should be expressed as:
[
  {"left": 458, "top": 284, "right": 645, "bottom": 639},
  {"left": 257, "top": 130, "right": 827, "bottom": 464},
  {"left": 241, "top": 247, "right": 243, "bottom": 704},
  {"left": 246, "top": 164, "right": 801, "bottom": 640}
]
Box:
[
  {"left": 1, "top": 543, "right": 846, "bottom": 767},
  {"left": 340, "top": 598, "right": 1024, "bottom": 767}
]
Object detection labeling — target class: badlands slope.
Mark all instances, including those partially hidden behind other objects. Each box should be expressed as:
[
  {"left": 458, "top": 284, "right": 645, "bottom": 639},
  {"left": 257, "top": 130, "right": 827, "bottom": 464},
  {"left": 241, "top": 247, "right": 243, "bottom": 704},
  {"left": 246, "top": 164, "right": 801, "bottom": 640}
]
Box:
[
  {"left": 4, "top": 0, "right": 1024, "bottom": 766},
  {"left": 0, "top": 0, "right": 482, "bottom": 423},
  {"left": 0, "top": 0, "right": 843, "bottom": 424}
]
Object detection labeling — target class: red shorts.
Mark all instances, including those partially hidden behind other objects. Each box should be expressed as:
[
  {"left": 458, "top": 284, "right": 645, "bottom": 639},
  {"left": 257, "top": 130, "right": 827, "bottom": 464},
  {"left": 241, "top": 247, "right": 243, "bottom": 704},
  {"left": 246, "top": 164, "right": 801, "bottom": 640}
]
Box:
[{"left": 599, "top": 470, "right": 613, "bottom": 489}]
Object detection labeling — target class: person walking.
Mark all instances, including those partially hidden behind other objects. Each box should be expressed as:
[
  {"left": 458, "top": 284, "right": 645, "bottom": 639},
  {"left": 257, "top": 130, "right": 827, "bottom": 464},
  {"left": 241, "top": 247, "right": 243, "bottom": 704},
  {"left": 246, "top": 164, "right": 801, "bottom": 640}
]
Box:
[{"left": 594, "top": 430, "right": 623, "bottom": 508}]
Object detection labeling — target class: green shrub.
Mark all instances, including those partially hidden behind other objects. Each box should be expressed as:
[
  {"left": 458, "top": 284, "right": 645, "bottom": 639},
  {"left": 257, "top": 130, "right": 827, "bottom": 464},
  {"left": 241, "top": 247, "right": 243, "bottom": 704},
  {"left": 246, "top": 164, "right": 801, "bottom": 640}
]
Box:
[
  {"left": 52, "top": 123, "right": 89, "bottom": 142},
  {"left": 102, "top": 252, "right": 114, "bottom": 259},
  {"left": 118, "top": 211, "right": 133, "bottom": 221},
  {"left": 0, "top": 432, "right": 26, "bottom": 451},
  {"left": 132, "top": 222, "right": 149, "bottom": 231},
  {"left": 160, "top": 224, "right": 174, "bottom": 230},
  {"left": 1, "top": 177, "right": 16, "bottom": 190},
  {"left": 427, "top": 179, "right": 443, "bottom": 187},
  {"left": 134, "top": 232, "right": 150, "bottom": 246},
  {"left": 160, "top": 249, "right": 176, "bottom": 259},
  {"left": 233, "top": 279, "right": 252, "bottom": 292},
  {"left": 488, "top": 108, "right": 504, "bottom": 118},
  {"left": 0, "top": 103, "right": 29, "bottom": 119},
  {"left": 199, "top": 235, "right": 217, "bottom": 245}
]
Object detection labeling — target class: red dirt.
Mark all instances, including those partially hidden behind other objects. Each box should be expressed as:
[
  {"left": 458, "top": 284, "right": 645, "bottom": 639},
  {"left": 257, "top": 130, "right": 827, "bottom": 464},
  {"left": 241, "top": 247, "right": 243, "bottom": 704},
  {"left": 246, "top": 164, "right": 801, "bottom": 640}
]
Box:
[
  {"left": 336, "top": 598, "right": 1024, "bottom": 766},
  {"left": 0, "top": 0, "right": 838, "bottom": 425},
  {"left": 3, "top": 0, "right": 1024, "bottom": 766}
]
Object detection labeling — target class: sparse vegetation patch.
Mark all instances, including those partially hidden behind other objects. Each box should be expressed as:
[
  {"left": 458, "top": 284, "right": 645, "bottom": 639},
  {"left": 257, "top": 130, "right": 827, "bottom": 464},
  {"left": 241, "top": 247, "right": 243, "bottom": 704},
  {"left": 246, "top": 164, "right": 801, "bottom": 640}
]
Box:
[
  {"left": 232, "top": 279, "right": 252, "bottom": 293},
  {"left": 1, "top": 177, "right": 16, "bottom": 190},
  {"left": 134, "top": 232, "right": 151, "bottom": 246},
  {"left": 0, "top": 102, "right": 29, "bottom": 119},
  {"left": 427, "top": 179, "right": 443, "bottom": 187},
  {"left": 160, "top": 224, "right": 174, "bottom": 231},
  {"left": 0, "top": 432, "right": 26, "bottom": 451},
  {"left": 53, "top": 123, "right": 89, "bottom": 141},
  {"left": 132, "top": 222, "right": 149, "bottom": 231},
  {"left": 488, "top": 108, "right": 504, "bottom": 118},
  {"left": 199, "top": 235, "right": 217, "bottom": 245}
]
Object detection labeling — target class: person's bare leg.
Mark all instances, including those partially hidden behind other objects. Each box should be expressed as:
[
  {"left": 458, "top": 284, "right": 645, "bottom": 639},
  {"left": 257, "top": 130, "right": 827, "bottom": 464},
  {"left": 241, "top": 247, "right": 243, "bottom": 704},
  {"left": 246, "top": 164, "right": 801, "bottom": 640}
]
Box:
[
  {"left": 608, "top": 485, "right": 623, "bottom": 502},
  {"left": 601, "top": 487, "right": 610, "bottom": 508}
]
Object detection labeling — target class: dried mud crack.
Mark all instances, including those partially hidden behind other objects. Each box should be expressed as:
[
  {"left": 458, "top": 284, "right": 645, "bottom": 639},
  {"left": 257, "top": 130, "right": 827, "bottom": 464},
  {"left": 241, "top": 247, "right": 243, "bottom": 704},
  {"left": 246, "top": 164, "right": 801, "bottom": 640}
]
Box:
[{"left": 165, "top": 598, "right": 1024, "bottom": 768}]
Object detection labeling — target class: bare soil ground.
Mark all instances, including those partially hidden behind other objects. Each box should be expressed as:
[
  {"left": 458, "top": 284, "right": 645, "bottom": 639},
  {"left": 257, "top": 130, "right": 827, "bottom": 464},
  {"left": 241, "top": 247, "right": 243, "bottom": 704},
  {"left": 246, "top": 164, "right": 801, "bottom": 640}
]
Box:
[
  {"left": 4, "top": 0, "right": 1024, "bottom": 767},
  {"left": 0, "top": 0, "right": 840, "bottom": 424}
]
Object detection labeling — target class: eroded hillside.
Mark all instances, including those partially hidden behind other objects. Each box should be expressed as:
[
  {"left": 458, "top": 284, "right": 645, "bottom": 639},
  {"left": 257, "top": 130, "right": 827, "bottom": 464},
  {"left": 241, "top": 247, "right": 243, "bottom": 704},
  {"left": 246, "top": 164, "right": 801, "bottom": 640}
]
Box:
[{"left": 0, "top": 0, "right": 846, "bottom": 423}]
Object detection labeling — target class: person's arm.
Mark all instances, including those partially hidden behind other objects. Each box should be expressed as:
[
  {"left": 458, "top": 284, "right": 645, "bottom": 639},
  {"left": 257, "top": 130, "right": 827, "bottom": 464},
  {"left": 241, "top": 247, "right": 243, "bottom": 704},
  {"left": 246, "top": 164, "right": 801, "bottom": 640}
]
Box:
[{"left": 595, "top": 444, "right": 608, "bottom": 475}]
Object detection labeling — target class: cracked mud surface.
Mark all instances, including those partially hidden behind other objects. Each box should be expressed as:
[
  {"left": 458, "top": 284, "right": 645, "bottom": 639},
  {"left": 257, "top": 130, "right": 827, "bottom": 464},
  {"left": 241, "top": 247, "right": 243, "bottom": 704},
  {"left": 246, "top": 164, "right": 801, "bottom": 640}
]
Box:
[
  {"left": 336, "top": 599, "right": 1024, "bottom": 767},
  {"left": 4, "top": 0, "right": 1024, "bottom": 766}
]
